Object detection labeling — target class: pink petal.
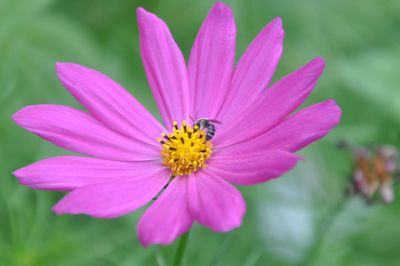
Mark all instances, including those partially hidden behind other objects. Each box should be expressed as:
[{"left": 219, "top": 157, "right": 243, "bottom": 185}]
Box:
[
  {"left": 188, "top": 169, "right": 246, "bottom": 232},
  {"left": 221, "top": 100, "right": 341, "bottom": 155},
  {"left": 218, "top": 17, "right": 284, "bottom": 122},
  {"left": 137, "top": 8, "right": 190, "bottom": 129},
  {"left": 188, "top": 2, "right": 236, "bottom": 119},
  {"left": 214, "top": 57, "right": 325, "bottom": 147},
  {"left": 207, "top": 150, "right": 300, "bottom": 185},
  {"left": 52, "top": 166, "right": 170, "bottom": 218},
  {"left": 12, "top": 105, "right": 159, "bottom": 161},
  {"left": 13, "top": 156, "right": 164, "bottom": 191},
  {"left": 137, "top": 177, "right": 192, "bottom": 247},
  {"left": 56, "top": 63, "right": 164, "bottom": 144},
  {"left": 243, "top": 100, "right": 341, "bottom": 152}
]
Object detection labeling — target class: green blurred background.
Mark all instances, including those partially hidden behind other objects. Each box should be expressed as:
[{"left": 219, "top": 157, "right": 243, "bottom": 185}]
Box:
[{"left": 1, "top": 0, "right": 400, "bottom": 265}]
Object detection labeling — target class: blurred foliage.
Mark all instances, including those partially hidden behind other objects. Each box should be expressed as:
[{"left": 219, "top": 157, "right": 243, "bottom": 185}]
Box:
[{"left": 1, "top": 0, "right": 400, "bottom": 265}]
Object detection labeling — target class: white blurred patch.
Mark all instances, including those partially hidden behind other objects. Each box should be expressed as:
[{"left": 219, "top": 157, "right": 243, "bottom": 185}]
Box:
[
  {"left": 255, "top": 152, "right": 327, "bottom": 263},
  {"left": 258, "top": 204, "right": 314, "bottom": 262}
]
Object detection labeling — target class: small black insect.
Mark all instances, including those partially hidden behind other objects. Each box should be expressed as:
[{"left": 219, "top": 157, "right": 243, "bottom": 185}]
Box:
[{"left": 195, "top": 118, "right": 221, "bottom": 141}]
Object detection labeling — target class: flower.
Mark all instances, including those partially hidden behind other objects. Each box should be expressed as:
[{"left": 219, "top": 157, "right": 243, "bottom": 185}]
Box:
[
  {"left": 12, "top": 2, "right": 341, "bottom": 247},
  {"left": 346, "top": 144, "right": 397, "bottom": 204}
]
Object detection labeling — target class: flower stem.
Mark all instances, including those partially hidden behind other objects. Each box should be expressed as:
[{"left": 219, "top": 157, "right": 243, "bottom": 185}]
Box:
[{"left": 172, "top": 231, "right": 191, "bottom": 266}]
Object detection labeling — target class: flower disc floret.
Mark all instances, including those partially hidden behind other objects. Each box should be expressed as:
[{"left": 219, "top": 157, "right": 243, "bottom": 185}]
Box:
[{"left": 158, "top": 120, "right": 212, "bottom": 176}]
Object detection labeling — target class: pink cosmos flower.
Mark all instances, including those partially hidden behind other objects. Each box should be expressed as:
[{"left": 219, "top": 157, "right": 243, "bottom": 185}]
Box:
[{"left": 12, "top": 2, "right": 341, "bottom": 247}]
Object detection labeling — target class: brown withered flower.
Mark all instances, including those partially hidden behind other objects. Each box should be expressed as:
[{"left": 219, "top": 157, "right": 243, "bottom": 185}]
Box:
[{"left": 340, "top": 141, "right": 398, "bottom": 204}]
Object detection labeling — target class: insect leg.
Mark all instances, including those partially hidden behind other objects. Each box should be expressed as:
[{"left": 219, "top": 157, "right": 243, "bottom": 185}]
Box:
[{"left": 152, "top": 175, "right": 175, "bottom": 200}]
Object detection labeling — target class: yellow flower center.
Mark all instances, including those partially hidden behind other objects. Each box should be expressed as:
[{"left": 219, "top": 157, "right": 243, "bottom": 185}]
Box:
[{"left": 158, "top": 120, "right": 213, "bottom": 176}]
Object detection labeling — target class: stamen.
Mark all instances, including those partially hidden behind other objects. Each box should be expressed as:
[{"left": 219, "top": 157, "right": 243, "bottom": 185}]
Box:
[
  {"left": 158, "top": 121, "right": 213, "bottom": 176},
  {"left": 161, "top": 133, "right": 171, "bottom": 141}
]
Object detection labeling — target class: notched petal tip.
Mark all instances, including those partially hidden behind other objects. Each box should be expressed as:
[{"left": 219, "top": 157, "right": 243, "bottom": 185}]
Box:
[
  {"left": 11, "top": 105, "right": 33, "bottom": 125},
  {"left": 211, "top": 1, "right": 233, "bottom": 16},
  {"left": 323, "top": 99, "right": 342, "bottom": 124},
  {"left": 294, "top": 57, "right": 326, "bottom": 82},
  {"left": 272, "top": 16, "right": 283, "bottom": 25},
  {"left": 12, "top": 168, "right": 26, "bottom": 181},
  {"left": 137, "top": 228, "right": 154, "bottom": 248},
  {"left": 55, "top": 62, "right": 77, "bottom": 73},
  {"left": 256, "top": 16, "right": 284, "bottom": 40},
  {"left": 51, "top": 204, "right": 87, "bottom": 217},
  {"left": 138, "top": 235, "right": 149, "bottom": 248},
  {"left": 310, "top": 56, "right": 326, "bottom": 71},
  {"left": 12, "top": 166, "right": 44, "bottom": 190},
  {"left": 136, "top": 7, "right": 156, "bottom": 30},
  {"left": 136, "top": 7, "right": 146, "bottom": 17},
  {"left": 55, "top": 62, "right": 93, "bottom": 88},
  {"left": 269, "top": 16, "right": 283, "bottom": 31},
  {"left": 136, "top": 7, "right": 158, "bottom": 25},
  {"left": 324, "top": 98, "right": 339, "bottom": 107},
  {"left": 296, "top": 155, "right": 306, "bottom": 161},
  {"left": 51, "top": 197, "right": 79, "bottom": 216},
  {"left": 55, "top": 62, "right": 90, "bottom": 81},
  {"left": 51, "top": 201, "right": 88, "bottom": 217},
  {"left": 136, "top": 6, "right": 172, "bottom": 45},
  {"left": 263, "top": 16, "right": 284, "bottom": 39},
  {"left": 319, "top": 98, "right": 341, "bottom": 111},
  {"left": 283, "top": 152, "right": 302, "bottom": 170},
  {"left": 213, "top": 200, "right": 246, "bottom": 233},
  {"left": 208, "top": 3, "right": 235, "bottom": 36},
  {"left": 12, "top": 104, "right": 53, "bottom": 127},
  {"left": 55, "top": 61, "right": 67, "bottom": 70},
  {"left": 11, "top": 109, "right": 22, "bottom": 124},
  {"left": 51, "top": 203, "right": 66, "bottom": 216}
]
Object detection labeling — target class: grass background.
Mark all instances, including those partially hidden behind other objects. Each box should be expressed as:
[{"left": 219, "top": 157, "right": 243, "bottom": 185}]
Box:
[{"left": 1, "top": 0, "right": 400, "bottom": 265}]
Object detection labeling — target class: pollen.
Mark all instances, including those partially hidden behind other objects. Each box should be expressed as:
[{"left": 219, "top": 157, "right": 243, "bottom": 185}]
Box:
[{"left": 158, "top": 120, "right": 212, "bottom": 176}]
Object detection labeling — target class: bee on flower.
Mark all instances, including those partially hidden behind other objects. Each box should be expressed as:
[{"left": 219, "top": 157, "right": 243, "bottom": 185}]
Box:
[{"left": 12, "top": 2, "right": 341, "bottom": 247}]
